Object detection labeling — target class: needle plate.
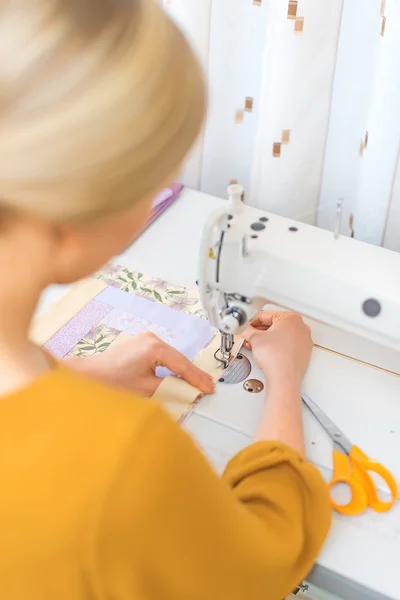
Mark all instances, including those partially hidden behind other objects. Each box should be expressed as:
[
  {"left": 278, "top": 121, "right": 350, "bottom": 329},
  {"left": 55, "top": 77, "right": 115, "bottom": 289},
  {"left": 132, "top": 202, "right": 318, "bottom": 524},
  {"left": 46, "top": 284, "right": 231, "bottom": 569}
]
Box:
[{"left": 218, "top": 353, "right": 251, "bottom": 384}]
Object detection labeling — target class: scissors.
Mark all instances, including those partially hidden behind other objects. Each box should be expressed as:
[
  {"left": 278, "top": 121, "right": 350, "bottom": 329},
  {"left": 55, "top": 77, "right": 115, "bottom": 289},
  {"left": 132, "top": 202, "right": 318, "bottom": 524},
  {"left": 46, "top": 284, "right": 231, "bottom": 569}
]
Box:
[{"left": 302, "top": 393, "right": 398, "bottom": 516}]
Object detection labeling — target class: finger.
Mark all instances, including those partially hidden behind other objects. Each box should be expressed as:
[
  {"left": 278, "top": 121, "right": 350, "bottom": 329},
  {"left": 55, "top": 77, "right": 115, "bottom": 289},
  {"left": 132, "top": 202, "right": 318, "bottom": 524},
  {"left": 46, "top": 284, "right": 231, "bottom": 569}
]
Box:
[
  {"left": 156, "top": 343, "right": 215, "bottom": 394},
  {"left": 250, "top": 311, "right": 275, "bottom": 329},
  {"left": 244, "top": 310, "right": 282, "bottom": 341},
  {"left": 251, "top": 310, "right": 293, "bottom": 329},
  {"left": 242, "top": 325, "right": 257, "bottom": 342},
  {"left": 240, "top": 311, "right": 274, "bottom": 341}
]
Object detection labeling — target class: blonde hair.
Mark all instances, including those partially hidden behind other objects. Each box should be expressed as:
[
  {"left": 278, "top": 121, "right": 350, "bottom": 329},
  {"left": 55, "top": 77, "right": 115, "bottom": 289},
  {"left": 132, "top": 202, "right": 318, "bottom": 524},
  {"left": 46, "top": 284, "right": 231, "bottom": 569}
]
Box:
[{"left": 0, "top": 0, "right": 205, "bottom": 222}]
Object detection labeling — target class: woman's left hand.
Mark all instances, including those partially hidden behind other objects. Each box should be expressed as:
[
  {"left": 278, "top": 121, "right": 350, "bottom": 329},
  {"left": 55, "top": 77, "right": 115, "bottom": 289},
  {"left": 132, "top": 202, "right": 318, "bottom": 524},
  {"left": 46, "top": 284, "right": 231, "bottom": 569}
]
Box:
[{"left": 66, "top": 332, "right": 215, "bottom": 397}]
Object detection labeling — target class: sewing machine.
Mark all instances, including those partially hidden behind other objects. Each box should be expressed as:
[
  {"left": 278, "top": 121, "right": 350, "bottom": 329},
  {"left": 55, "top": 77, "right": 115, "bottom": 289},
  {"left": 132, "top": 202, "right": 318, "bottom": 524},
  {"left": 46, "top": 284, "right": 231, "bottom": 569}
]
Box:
[
  {"left": 192, "top": 185, "right": 400, "bottom": 600},
  {"left": 199, "top": 185, "right": 400, "bottom": 366}
]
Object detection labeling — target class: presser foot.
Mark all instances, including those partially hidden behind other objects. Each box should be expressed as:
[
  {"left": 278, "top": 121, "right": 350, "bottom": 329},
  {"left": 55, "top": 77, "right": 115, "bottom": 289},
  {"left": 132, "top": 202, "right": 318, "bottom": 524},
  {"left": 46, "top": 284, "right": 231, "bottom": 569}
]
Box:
[
  {"left": 214, "top": 348, "right": 231, "bottom": 370},
  {"left": 213, "top": 340, "right": 244, "bottom": 370}
]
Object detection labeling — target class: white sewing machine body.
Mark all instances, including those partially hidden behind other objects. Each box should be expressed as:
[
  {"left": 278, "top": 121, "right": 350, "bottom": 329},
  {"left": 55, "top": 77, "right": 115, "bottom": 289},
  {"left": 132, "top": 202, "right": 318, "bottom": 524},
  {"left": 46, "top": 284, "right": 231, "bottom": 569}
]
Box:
[
  {"left": 195, "top": 186, "right": 400, "bottom": 600},
  {"left": 199, "top": 186, "right": 400, "bottom": 353}
]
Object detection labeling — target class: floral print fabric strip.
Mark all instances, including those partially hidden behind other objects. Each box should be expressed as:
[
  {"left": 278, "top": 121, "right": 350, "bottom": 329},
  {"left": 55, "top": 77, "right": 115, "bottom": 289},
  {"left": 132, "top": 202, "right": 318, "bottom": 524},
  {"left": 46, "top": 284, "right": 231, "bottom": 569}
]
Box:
[
  {"left": 68, "top": 325, "right": 121, "bottom": 358},
  {"left": 93, "top": 264, "right": 206, "bottom": 319}
]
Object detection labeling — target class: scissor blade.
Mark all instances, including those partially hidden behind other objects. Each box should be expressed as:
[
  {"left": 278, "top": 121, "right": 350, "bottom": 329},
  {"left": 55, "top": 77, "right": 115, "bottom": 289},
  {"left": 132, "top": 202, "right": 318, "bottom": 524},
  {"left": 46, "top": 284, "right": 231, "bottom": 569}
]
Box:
[{"left": 302, "top": 392, "right": 352, "bottom": 453}]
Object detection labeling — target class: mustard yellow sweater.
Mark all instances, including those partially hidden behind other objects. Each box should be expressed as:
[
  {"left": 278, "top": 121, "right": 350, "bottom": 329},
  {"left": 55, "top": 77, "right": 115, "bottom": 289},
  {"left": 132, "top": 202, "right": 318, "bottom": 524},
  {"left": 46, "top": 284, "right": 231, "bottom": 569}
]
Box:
[{"left": 0, "top": 363, "right": 331, "bottom": 600}]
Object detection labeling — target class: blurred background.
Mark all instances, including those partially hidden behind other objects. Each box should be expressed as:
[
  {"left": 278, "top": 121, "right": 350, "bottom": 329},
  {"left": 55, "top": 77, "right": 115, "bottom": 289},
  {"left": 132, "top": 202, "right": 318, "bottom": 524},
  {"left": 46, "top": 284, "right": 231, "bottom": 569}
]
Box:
[{"left": 159, "top": 0, "right": 400, "bottom": 251}]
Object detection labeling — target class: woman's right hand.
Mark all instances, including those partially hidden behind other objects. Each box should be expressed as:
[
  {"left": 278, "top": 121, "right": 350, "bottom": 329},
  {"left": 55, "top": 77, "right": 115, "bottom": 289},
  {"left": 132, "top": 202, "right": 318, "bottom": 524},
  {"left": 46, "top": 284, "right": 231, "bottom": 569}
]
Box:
[{"left": 243, "top": 311, "right": 313, "bottom": 390}]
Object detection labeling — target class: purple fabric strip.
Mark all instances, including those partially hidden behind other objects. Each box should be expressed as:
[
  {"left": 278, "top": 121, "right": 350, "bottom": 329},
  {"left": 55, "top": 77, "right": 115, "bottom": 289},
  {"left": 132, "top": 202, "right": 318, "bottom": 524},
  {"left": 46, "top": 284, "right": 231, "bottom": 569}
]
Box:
[
  {"left": 146, "top": 196, "right": 177, "bottom": 227},
  {"left": 44, "top": 299, "right": 113, "bottom": 358},
  {"left": 97, "top": 286, "right": 216, "bottom": 378},
  {"left": 142, "top": 183, "right": 184, "bottom": 233},
  {"left": 152, "top": 196, "right": 173, "bottom": 212},
  {"left": 152, "top": 188, "right": 173, "bottom": 209},
  {"left": 151, "top": 183, "right": 183, "bottom": 209},
  {"left": 97, "top": 286, "right": 213, "bottom": 333}
]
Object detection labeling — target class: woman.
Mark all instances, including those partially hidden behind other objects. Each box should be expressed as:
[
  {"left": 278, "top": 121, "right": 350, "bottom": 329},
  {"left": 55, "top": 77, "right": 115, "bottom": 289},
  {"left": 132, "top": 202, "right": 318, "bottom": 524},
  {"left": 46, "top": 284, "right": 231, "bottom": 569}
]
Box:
[{"left": 0, "top": 1, "right": 331, "bottom": 599}]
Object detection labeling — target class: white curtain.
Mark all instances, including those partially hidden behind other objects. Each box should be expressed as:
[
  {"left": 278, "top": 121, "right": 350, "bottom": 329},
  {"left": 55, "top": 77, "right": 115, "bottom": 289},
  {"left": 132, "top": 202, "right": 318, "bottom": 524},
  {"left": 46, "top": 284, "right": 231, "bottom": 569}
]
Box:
[
  {"left": 162, "top": 0, "right": 269, "bottom": 198},
  {"left": 317, "top": 0, "right": 400, "bottom": 246},
  {"left": 250, "top": 0, "right": 343, "bottom": 225},
  {"left": 160, "top": 0, "right": 212, "bottom": 190},
  {"left": 161, "top": 0, "right": 400, "bottom": 248},
  {"left": 385, "top": 159, "right": 400, "bottom": 251}
]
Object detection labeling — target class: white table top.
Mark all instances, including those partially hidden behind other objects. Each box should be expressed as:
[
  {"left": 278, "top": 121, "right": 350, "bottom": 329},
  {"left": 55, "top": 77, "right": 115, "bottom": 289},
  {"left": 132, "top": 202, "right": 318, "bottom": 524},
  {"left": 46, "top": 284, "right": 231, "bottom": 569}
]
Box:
[{"left": 39, "top": 188, "right": 400, "bottom": 600}]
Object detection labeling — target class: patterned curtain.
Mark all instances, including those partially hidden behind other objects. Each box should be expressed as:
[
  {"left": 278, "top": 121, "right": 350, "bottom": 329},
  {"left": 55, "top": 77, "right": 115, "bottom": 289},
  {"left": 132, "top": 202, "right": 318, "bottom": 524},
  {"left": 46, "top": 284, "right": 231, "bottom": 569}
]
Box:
[{"left": 160, "top": 0, "right": 400, "bottom": 248}]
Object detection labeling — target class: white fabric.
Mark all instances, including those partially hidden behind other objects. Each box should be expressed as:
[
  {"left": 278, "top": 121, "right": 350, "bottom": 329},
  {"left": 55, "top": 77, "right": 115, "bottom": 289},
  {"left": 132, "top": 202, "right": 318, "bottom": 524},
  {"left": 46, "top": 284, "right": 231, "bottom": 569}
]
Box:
[
  {"left": 250, "top": 0, "right": 343, "bottom": 223},
  {"left": 383, "top": 155, "right": 400, "bottom": 252},
  {"left": 200, "top": 0, "right": 269, "bottom": 199},
  {"left": 317, "top": 0, "right": 382, "bottom": 235},
  {"left": 318, "top": 0, "right": 400, "bottom": 245},
  {"left": 353, "top": 0, "right": 400, "bottom": 245},
  {"left": 162, "top": 0, "right": 212, "bottom": 189},
  {"left": 160, "top": 0, "right": 400, "bottom": 249}
]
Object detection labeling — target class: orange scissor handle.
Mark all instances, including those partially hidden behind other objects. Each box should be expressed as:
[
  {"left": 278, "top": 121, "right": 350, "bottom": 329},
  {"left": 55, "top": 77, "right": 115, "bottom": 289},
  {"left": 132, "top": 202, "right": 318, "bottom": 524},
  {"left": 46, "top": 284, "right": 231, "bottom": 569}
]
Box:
[
  {"left": 328, "top": 449, "right": 368, "bottom": 516},
  {"left": 349, "top": 445, "right": 398, "bottom": 513}
]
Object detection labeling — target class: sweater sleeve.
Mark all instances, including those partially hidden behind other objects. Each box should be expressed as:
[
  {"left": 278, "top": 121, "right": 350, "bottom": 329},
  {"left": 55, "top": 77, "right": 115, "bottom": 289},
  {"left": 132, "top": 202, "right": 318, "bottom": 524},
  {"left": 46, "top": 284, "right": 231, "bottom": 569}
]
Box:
[{"left": 98, "top": 405, "right": 331, "bottom": 600}]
